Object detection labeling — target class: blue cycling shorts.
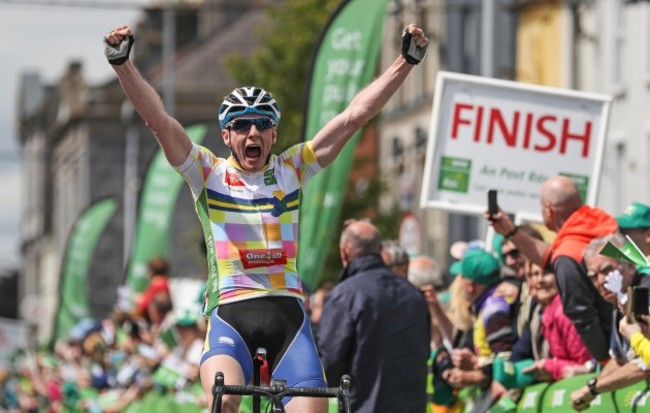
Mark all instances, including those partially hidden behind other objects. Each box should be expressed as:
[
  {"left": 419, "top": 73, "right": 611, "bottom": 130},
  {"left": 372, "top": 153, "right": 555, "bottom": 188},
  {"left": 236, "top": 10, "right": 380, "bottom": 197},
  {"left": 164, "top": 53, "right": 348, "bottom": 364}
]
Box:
[{"left": 201, "top": 296, "right": 326, "bottom": 392}]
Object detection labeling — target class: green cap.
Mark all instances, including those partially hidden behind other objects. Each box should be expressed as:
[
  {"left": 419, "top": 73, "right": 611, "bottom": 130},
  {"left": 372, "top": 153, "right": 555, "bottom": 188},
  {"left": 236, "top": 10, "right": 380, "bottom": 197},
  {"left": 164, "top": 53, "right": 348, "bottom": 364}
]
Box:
[
  {"left": 460, "top": 249, "right": 501, "bottom": 285},
  {"left": 174, "top": 309, "right": 199, "bottom": 327},
  {"left": 617, "top": 202, "right": 650, "bottom": 229},
  {"left": 449, "top": 261, "right": 462, "bottom": 276}
]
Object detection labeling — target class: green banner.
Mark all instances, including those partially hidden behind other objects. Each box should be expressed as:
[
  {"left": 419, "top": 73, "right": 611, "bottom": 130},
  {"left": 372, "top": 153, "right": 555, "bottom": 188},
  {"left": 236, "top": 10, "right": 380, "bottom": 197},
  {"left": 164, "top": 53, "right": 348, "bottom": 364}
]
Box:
[
  {"left": 53, "top": 198, "right": 118, "bottom": 342},
  {"left": 125, "top": 124, "right": 207, "bottom": 292},
  {"left": 298, "top": 0, "right": 390, "bottom": 290}
]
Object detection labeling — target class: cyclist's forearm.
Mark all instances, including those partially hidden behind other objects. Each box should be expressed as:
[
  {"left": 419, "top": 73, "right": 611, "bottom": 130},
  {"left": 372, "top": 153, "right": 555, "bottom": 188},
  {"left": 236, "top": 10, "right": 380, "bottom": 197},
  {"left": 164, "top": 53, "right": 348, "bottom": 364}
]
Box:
[
  {"left": 311, "top": 56, "right": 413, "bottom": 167},
  {"left": 113, "top": 61, "right": 168, "bottom": 128},
  {"left": 113, "top": 61, "right": 191, "bottom": 165}
]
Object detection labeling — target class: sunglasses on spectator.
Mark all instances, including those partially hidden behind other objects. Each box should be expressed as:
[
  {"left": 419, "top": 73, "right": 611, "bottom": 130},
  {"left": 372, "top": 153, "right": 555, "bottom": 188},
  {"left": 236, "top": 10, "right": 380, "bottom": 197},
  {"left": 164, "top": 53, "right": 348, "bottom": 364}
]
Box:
[
  {"left": 502, "top": 249, "right": 520, "bottom": 261},
  {"left": 226, "top": 117, "right": 276, "bottom": 132}
]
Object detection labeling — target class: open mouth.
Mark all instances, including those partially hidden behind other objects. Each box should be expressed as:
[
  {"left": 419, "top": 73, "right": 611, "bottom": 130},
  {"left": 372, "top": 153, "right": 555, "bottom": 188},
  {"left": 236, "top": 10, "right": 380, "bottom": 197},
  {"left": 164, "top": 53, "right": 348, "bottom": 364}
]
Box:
[{"left": 245, "top": 145, "right": 262, "bottom": 159}]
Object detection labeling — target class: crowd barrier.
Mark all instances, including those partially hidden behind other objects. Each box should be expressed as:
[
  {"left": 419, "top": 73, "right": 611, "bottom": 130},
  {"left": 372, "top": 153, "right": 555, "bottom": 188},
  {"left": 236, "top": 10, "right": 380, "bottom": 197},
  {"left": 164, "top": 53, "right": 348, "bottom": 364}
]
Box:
[
  {"left": 56, "top": 372, "right": 650, "bottom": 412},
  {"left": 482, "top": 373, "right": 650, "bottom": 413}
]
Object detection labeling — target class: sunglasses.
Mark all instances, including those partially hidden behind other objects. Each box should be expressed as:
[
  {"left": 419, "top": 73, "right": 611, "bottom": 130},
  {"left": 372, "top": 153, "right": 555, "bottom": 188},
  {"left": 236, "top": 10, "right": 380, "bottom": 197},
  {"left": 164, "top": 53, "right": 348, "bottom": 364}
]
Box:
[
  {"left": 226, "top": 117, "right": 276, "bottom": 132},
  {"left": 502, "top": 249, "right": 521, "bottom": 261}
]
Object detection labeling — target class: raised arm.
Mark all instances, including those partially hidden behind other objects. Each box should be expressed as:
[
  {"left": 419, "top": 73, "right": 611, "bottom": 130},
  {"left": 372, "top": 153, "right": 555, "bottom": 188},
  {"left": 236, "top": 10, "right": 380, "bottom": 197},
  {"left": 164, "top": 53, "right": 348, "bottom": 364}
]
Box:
[
  {"left": 487, "top": 209, "right": 549, "bottom": 266},
  {"left": 105, "top": 25, "right": 192, "bottom": 167},
  {"left": 311, "top": 24, "right": 428, "bottom": 168}
]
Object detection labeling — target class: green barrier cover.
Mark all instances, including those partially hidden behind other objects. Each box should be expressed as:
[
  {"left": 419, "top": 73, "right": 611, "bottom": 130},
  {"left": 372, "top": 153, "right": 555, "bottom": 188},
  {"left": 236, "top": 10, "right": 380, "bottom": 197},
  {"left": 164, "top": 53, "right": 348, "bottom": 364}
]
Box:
[
  {"left": 517, "top": 381, "right": 550, "bottom": 412},
  {"left": 613, "top": 379, "right": 650, "bottom": 410},
  {"left": 540, "top": 373, "right": 617, "bottom": 413},
  {"left": 74, "top": 373, "right": 650, "bottom": 412}
]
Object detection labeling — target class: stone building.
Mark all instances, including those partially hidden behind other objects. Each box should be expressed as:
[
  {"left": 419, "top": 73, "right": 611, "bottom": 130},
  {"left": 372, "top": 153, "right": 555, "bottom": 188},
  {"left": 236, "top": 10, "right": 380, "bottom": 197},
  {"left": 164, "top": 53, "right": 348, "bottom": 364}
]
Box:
[{"left": 17, "top": 0, "right": 272, "bottom": 341}]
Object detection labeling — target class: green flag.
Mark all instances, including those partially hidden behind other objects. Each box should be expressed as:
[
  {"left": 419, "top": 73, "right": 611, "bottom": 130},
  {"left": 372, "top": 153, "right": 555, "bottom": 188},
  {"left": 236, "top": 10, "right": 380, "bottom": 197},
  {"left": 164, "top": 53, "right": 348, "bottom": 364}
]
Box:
[
  {"left": 599, "top": 235, "right": 650, "bottom": 268},
  {"left": 53, "top": 198, "right": 117, "bottom": 341},
  {"left": 298, "top": 0, "right": 389, "bottom": 290},
  {"left": 125, "top": 124, "right": 208, "bottom": 292}
]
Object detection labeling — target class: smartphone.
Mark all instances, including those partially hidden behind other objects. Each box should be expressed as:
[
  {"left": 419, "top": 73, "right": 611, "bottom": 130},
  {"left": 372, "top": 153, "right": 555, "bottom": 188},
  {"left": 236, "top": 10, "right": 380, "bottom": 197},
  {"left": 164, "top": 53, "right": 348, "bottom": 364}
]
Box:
[
  {"left": 626, "top": 286, "right": 649, "bottom": 322},
  {"left": 488, "top": 189, "right": 499, "bottom": 219},
  {"left": 633, "top": 286, "right": 650, "bottom": 316}
]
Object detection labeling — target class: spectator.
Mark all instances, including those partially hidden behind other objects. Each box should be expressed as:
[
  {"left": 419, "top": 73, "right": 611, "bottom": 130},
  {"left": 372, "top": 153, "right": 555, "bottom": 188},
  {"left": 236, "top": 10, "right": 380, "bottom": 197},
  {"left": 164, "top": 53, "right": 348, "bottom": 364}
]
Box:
[
  {"left": 445, "top": 276, "right": 473, "bottom": 343},
  {"left": 308, "top": 281, "right": 334, "bottom": 329},
  {"left": 488, "top": 176, "right": 618, "bottom": 364},
  {"left": 443, "top": 250, "right": 517, "bottom": 391},
  {"left": 142, "top": 292, "right": 174, "bottom": 343},
  {"left": 408, "top": 255, "right": 443, "bottom": 290},
  {"left": 408, "top": 255, "right": 452, "bottom": 348},
  {"left": 317, "top": 219, "right": 430, "bottom": 413},
  {"left": 407, "top": 255, "right": 459, "bottom": 410},
  {"left": 520, "top": 263, "right": 592, "bottom": 382},
  {"left": 161, "top": 309, "right": 206, "bottom": 386},
  {"left": 498, "top": 225, "right": 545, "bottom": 369},
  {"left": 570, "top": 233, "right": 650, "bottom": 411},
  {"left": 616, "top": 201, "right": 650, "bottom": 274},
  {"left": 381, "top": 239, "right": 410, "bottom": 278},
  {"left": 134, "top": 256, "right": 171, "bottom": 319},
  {"left": 499, "top": 224, "right": 544, "bottom": 339}
]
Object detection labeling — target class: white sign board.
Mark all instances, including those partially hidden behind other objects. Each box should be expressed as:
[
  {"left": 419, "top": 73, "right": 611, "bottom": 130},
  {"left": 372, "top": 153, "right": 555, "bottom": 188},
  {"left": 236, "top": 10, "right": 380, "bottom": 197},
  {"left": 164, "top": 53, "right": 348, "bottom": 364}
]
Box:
[
  {"left": 0, "top": 318, "right": 28, "bottom": 367},
  {"left": 421, "top": 72, "right": 611, "bottom": 222}
]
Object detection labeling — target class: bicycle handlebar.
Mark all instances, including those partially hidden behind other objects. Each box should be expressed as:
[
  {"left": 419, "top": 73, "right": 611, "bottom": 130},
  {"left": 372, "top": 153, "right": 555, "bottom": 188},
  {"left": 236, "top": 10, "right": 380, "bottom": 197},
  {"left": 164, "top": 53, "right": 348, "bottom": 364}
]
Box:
[{"left": 211, "top": 372, "right": 351, "bottom": 413}]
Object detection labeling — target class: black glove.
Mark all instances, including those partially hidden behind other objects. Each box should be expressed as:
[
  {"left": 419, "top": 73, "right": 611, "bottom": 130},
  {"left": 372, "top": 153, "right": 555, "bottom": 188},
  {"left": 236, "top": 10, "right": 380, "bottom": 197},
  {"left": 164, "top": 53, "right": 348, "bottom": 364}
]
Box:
[
  {"left": 401, "top": 27, "right": 427, "bottom": 65},
  {"left": 104, "top": 35, "right": 134, "bottom": 66}
]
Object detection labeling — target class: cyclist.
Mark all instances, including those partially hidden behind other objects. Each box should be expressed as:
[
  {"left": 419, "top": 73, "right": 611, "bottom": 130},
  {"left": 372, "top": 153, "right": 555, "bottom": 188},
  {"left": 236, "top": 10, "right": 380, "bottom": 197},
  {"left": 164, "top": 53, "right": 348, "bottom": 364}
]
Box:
[{"left": 104, "top": 22, "right": 428, "bottom": 413}]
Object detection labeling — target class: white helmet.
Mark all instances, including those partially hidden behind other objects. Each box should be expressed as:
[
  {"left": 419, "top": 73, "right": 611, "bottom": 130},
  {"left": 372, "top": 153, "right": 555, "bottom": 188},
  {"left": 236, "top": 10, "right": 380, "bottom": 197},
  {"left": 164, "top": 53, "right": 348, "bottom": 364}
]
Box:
[{"left": 218, "top": 86, "right": 281, "bottom": 129}]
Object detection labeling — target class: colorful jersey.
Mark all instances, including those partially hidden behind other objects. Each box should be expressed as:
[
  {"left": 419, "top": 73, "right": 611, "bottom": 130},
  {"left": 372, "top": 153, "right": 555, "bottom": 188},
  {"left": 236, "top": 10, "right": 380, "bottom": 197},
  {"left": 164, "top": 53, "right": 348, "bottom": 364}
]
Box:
[{"left": 176, "top": 142, "right": 322, "bottom": 314}]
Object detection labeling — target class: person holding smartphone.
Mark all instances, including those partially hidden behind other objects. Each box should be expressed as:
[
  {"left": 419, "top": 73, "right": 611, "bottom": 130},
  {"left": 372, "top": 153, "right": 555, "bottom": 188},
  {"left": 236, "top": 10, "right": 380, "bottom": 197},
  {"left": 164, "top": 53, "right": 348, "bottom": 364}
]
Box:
[
  {"left": 619, "top": 313, "right": 650, "bottom": 366},
  {"left": 486, "top": 176, "right": 618, "bottom": 367}
]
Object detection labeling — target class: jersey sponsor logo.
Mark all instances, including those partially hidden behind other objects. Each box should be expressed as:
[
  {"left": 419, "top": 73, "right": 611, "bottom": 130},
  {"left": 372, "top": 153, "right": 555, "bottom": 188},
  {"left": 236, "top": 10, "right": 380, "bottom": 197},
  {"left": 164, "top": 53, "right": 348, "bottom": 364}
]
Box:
[
  {"left": 225, "top": 170, "right": 245, "bottom": 186},
  {"left": 264, "top": 169, "right": 277, "bottom": 185},
  {"left": 240, "top": 248, "right": 287, "bottom": 269},
  {"left": 217, "top": 336, "right": 235, "bottom": 346}
]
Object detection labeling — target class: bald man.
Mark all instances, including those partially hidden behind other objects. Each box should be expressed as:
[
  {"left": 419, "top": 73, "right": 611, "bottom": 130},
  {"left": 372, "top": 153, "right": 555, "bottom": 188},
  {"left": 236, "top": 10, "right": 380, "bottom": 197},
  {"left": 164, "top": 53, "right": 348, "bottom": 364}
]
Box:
[
  {"left": 487, "top": 176, "right": 618, "bottom": 365},
  {"left": 317, "top": 220, "right": 430, "bottom": 413}
]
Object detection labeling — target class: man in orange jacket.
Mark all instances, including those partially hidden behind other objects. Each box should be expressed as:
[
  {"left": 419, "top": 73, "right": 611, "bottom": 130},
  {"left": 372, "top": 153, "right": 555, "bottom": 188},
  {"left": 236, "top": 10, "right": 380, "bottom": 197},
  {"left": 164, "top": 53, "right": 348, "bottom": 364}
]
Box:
[{"left": 488, "top": 175, "right": 618, "bottom": 365}]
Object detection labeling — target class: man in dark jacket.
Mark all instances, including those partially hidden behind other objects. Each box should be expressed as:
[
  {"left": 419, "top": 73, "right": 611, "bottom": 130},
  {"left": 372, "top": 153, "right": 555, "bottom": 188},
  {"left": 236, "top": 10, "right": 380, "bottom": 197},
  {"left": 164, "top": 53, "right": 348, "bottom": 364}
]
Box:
[
  {"left": 317, "top": 219, "right": 430, "bottom": 413},
  {"left": 488, "top": 176, "right": 618, "bottom": 365}
]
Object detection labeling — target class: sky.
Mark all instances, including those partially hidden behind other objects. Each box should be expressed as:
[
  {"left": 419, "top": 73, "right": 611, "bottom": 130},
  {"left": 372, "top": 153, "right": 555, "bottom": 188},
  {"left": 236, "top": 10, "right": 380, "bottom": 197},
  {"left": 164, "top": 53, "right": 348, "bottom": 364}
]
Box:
[{"left": 0, "top": 0, "right": 149, "bottom": 269}]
